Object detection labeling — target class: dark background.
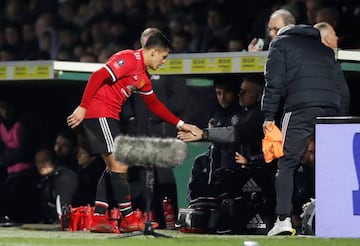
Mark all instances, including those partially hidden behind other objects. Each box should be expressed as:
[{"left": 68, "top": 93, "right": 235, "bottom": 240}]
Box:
[{"left": 0, "top": 68, "right": 359, "bottom": 146}]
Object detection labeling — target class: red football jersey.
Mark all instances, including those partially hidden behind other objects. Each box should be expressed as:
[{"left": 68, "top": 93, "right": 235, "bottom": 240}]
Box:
[{"left": 79, "top": 49, "right": 180, "bottom": 126}]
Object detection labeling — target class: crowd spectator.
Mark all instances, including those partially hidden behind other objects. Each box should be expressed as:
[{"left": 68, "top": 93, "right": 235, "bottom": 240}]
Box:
[
  {"left": 305, "top": 0, "right": 327, "bottom": 25},
  {"left": 315, "top": 7, "right": 339, "bottom": 30},
  {"left": 0, "top": 0, "right": 359, "bottom": 62},
  {"left": 200, "top": 4, "right": 231, "bottom": 52},
  {"left": 3, "top": 23, "right": 23, "bottom": 59},
  {"left": 34, "top": 12, "right": 59, "bottom": 59},
  {"left": 227, "top": 34, "right": 246, "bottom": 51},
  {"left": 79, "top": 51, "right": 98, "bottom": 63}
]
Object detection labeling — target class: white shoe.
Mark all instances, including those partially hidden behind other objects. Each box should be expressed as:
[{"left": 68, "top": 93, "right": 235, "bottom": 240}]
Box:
[{"left": 267, "top": 217, "right": 294, "bottom": 236}]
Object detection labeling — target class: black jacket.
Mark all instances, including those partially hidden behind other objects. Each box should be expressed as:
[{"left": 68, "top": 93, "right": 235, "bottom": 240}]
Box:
[
  {"left": 37, "top": 166, "right": 78, "bottom": 223},
  {"left": 187, "top": 102, "right": 239, "bottom": 201},
  {"left": 262, "top": 25, "right": 344, "bottom": 121},
  {"left": 204, "top": 102, "right": 264, "bottom": 167},
  {"left": 209, "top": 102, "right": 241, "bottom": 169}
]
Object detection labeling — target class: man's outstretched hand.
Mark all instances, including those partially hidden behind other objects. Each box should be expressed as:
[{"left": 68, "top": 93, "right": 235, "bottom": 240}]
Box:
[
  {"left": 67, "top": 106, "right": 86, "bottom": 128},
  {"left": 177, "top": 124, "right": 203, "bottom": 142}
]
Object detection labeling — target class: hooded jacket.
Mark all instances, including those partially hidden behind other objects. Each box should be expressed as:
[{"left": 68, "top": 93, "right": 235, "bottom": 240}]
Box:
[{"left": 261, "top": 25, "right": 344, "bottom": 121}]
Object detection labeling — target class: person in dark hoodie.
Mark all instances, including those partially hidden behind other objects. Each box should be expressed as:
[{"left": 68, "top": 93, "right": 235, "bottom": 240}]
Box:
[
  {"left": 261, "top": 24, "right": 348, "bottom": 236},
  {"left": 0, "top": 99, "right": 42, "bottom": 223},
  {"left": 184, "top": 76, "right": 240, "bottom": 201},
  {"left": 35, "top": 147, "right": 78, "bottom": 224}
]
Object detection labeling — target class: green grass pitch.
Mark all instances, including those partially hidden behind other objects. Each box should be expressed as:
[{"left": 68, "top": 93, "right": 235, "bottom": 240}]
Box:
[{"left": 0, "top": 224, "right": 360, "bottom": 246}]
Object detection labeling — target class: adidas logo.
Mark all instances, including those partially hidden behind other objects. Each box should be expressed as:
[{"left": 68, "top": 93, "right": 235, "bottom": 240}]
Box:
[
  {"left": 246, "top": 213, "right": 267, "bottom": 229},
  {"left": 242, "top": 178, "right": 262, "bottom": 192}
]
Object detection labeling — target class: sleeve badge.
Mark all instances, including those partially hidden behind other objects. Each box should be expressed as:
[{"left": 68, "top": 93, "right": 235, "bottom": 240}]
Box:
[{"left": 117, "top": 59, "right": 125, "bottom": 66}]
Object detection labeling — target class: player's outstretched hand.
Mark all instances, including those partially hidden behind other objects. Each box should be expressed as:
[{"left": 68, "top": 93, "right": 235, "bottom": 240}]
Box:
[
  {"left": 177, "top": 124, "right": 203, "bottom": 142},
  {"left": 67, "top": 106, "right": 86, "bottom": 128}
]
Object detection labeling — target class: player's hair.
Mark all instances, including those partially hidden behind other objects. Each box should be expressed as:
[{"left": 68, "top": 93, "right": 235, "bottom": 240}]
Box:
[
  {"left": 143, "top": 31, "right": 173, "bottom": 51},
  {"left": 140, "top": 27, "right": 161, "bottom": 47}
]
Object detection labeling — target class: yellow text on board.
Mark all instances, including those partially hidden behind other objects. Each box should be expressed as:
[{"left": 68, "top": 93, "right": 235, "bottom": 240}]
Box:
[
  {"left": 240, "top": 56, "right": 267, "bottom": 72},
  {"left": 13, "top": 65, "right": 51, "bottom": 79},
  {"left": 191, "top": 58, "right": 233, "bottom": 73},
  {"left": 153, "top": 59, "right": 183, "bottom": 74},
  {"left": 0, "top": 66, "right": 7, "bottom": 79}
]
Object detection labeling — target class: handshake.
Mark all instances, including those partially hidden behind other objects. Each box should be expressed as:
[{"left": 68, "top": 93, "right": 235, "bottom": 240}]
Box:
[
  {"left": 177, "top": 124, "right": 204, "bottom": 142},
  {"left": 177, "top": 123, "right": 249, "bottom": 166}
]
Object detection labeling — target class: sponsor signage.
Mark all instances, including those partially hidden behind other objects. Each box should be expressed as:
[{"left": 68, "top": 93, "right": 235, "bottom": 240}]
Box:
[
  {"left": 190, "top": 57, "right": 233, "bottom": 73},
  {"left": 0, "top": 62, "right": 53, "bottom": 80},
  {"left": 13, "top": 65, "right": 51, "bottom": 79},
  {"left": 0, "top": 66, "right": 6, "bottom": 79},
  {"left": 240, "top": 56, "right": 267, "bottom": 72},
  {"left": 155, "top": 58, "right": 184, "bottom": 74}
]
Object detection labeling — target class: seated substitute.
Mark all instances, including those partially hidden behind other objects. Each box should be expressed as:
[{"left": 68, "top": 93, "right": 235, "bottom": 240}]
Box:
[
  {"left": 178, "top": 75, "right": 277, "bottom": 234},
  {"left": 35, "top": 147, "right": 79, "bottom": 224},
  {"left": 186, "top": 76, "right": 240, "bottom": 201}
]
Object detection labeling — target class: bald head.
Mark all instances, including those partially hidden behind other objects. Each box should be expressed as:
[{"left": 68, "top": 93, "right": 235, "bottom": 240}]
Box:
[
  {"left": 270, "top": 9, "right": 296, "bottom": 26},
  {"left": 314, "top": 22, "right": 338, "bottom": 49},
  {"left": 267, "top": 9, "right": 295, "bottom": 39}
]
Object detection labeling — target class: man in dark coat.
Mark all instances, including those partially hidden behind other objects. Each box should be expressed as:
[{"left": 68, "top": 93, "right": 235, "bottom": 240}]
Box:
[{"left": 261, "top": 24, "right": 346, "bottom": 236}]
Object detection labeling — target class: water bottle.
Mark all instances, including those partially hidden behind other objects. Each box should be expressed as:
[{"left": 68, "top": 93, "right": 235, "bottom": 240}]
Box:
[{"left": 162, "top": 197, "right": 175, "bottom": 229}]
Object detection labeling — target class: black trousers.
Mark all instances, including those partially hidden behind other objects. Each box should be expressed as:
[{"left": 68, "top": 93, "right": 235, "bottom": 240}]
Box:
[{"left": 275, "top": 107, "right": 338, "bottom": 216}]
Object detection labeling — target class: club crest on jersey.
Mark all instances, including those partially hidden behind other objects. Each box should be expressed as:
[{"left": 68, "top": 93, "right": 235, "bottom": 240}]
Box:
[
  {"left": 117, "top": 59, "right": 125, "bottom": 66},
  {"left": 126, "top": 85, "right": 137, "bottom": 93}
]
